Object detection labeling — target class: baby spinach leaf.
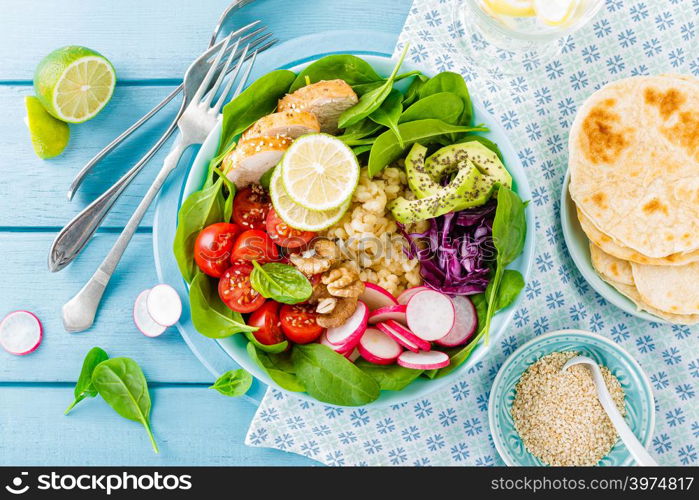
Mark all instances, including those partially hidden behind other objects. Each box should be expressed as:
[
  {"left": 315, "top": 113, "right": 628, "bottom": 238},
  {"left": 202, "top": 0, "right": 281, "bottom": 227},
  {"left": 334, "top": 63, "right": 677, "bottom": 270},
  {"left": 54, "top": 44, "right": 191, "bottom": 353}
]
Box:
[
  {"left": 337, "top": 45, "right": 409, "bottom": 129},
  {"left": 91, "top": 357, "right": 158, "bottom": 453},
  {"left": 486, "top": 269, "right": 524, "bottom": 311},
  {"left": 289, "top": 55, "right": 382, "bottom": 92},
  {"left": 336, "top": 118, "right": 384, "bottom": 146},
  {"left": 189, "top": 272, "right": 257, "bottom": 338},
  {"left": 210, "top": 369, "right": 253, "bottom": 397},
  {"left": 351, "top": 70, "right": 423, "bottom": 95},
  {"left": 352, "top": 144, "right": 373, "bottom": 156},
  {"left": 355, "top": 359, "right": 422, "bottom": 391},
  {"left": 369, "top": 89, "right": 404, "bottom": 147},
  {"left": 367, "top": 119, "right": 488, "bottom": 177},
  {"left": 244, "top": 331, "right": 289, "bottom": 353},
  {"left": 402, "top": 74, "right": 428, "bottom": 107},
  {"left": 492, "top": 186, "right": 527, "bottom": 267},
  {"left": 219, "top": 69, "right": 295, "bottom": 153},
  {"left": 250, "top": 261, "right": 312, "bottom": 304},
  {"left": 418, "top": 71, "right": 473, "bottom": 126},
  {"left": 64, "top": 346, "right": 109, "bottom": 415},
  {"left": 399, "top": 92, "right": 464, "bottom": 124},
  {"left": 259, "top": 167, "right": 275, "bottom": 190},
  {"left": 291, "top": 344, "right": 380, "bottom": 406},
  {"left": 247, "top": 343, "right": 305, "bottom": 392}
]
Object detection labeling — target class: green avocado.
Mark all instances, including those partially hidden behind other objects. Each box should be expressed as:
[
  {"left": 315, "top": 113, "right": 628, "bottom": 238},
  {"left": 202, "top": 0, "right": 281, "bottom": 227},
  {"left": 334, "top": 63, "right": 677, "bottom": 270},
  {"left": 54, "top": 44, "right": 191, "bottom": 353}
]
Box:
[
  {"left": 425, "top": 141, "right": 512, "bottom": 190},
  {"left": 405, "top": 143, "right": 440, "bottom": 198}
]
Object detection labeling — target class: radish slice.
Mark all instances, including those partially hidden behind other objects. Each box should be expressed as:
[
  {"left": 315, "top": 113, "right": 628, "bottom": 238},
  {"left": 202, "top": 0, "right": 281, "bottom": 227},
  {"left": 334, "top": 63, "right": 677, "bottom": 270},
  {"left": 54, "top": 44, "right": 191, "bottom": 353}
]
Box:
[
  {"left": 396, "top": 286, "right": 430, "bottom": 305},
  {"left": 435, "top": 296, "right": 477, "bottom": 347},
  {"left": 134, "top": 289, "right": 167, "bottom": 338},
  {"left": 325, "top": 301, "right": 368, "bottom": 350},
  {"left": 384, "top": 319, "right": 431, "bottom": 351},
  {"left": 358, "top": 327, "right": 402, "bottom": 365},
  {"left": 346, "top": 348, "right": 360, "bottom": 362},
  {"left": 0, "top": 310, "right": 42, "bottom": 355},
  {"left": 368, "top": 304, "right": 407, "bottom": 325},
  {"left": 320, "top": 331, "right": 353, "bottom": 354},
  {"left": 360, "top": 283, "right": 398, "bottom": 310},
  {"left": 398, "top": 350, "right": 450, "bottom": 370},
  {"left": 376, "top": 321, "right": 417, "bottom": 353},
  {"left": 146, "top": 284, "right": 182, "bottom": 327},
  {"left": 406, "top": 290, "right": 455, "bottom": 341}
]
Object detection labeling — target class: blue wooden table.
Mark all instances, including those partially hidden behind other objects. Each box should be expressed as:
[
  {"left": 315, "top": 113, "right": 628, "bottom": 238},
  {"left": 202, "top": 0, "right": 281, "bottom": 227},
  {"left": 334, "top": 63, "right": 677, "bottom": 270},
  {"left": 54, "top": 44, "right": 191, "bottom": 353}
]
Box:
[{"left": 0, "top": 0, "right": 410, "bottom": 465}]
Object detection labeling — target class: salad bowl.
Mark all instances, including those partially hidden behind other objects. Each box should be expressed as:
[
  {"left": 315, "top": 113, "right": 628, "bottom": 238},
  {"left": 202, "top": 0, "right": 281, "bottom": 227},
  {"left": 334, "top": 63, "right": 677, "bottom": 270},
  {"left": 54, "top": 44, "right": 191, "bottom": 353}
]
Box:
[{"left": 154, "top": 31, "right": 535, "bottom": 407}]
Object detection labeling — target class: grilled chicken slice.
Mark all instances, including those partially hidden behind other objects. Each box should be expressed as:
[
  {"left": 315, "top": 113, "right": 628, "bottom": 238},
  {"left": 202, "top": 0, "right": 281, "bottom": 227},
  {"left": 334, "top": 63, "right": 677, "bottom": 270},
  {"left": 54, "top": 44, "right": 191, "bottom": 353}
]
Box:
[
  {"left": 223, "top": 136, "right": 292, "bottom": 188},
  {"left": 278, "top": 79, "right": 358, "bottom": 133},
  {"left": 241, "top": 110, "right": 320, "bottom": 142}
]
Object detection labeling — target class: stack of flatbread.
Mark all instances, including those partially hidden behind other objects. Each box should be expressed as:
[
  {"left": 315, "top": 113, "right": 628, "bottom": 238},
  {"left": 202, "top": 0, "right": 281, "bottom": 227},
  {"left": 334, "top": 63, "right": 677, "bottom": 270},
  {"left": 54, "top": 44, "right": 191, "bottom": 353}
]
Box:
[{"left": 568, "top": 74, "right": 699, "bottom": 324}]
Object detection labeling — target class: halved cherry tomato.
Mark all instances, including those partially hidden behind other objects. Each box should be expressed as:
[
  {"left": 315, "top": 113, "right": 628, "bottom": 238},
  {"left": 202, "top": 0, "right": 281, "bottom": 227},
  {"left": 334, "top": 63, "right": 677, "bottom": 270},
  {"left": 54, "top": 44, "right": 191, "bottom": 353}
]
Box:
[
  {"left": 266, "top": 208, "right": 315, "bottom": 249},
  {"left": 233, "top": 185, "right": 271, "bottom": 231},
  {"left": 279, "top": 304, "right": 323, "bottom": 344},
  {"left": 194, "top": 222, "right": 240, "bottom": 277},
  {"left": 248, "top": 301, "right": 285, "bottom": 346},
  {"left": 218, "top": 262, "right": 264, "bottom": 313},
  {"left": 231, "top": 229, "right": 279, "bottom": 263}
]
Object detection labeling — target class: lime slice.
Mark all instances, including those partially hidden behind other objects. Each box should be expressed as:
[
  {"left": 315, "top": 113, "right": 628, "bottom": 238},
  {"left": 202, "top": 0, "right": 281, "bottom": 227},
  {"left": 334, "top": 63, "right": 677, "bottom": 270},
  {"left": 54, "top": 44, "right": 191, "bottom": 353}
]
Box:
[
  {"left": 24, "top": 96, "right": 70, "bottom": 159},
  {"left": 534, "top": 0, "right": 579, "bottom": 26},
  {"left": 270, "top": 166, "right": 350, "bottom": 231},
  {"left": 280, "top": 133, "right": 359, "bottom": 211},
  {"left": 34, "top": 46, "right": 116, "bottom": 123},
  {"left": 481, "top": 0, "right": 535, "bottom": 17}
]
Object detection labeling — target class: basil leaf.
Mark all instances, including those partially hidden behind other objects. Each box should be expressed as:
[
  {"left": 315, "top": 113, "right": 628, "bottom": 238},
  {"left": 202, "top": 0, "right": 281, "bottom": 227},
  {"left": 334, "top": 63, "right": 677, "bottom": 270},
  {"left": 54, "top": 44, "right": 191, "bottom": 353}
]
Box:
[
  {"left": 418, "top": 71, "right": 473, "bottom": 126},
  {"left": 210, "top": 369, "right": 253, "bottom": 397},
  {"left": 247, "top": 343, "right": 305, "bottom": 392},
  {"left": 64, "top": 346, "right": 109, "bottom": 415},
  {"left": 291, "top": 344, "right": 380, "bottom": 406},
  {"left": 189, "top": 272, "right": 257, "bottom": 338},
  {"left": 355, "top": 359, "right": 422, "bottom": 391},
  {"left": 289, "top": 55, "right": 382, "bottom": 92},
  {"left": 399, "top": 92, "right": 464, "bottom": 124},
  {"left": 91, "top": 357, "right": 158, "bottom": 453},
  {"left": 369, "top": 89, "right": 404, "bottom": 148},
  {"left": 250, "top": 261, "right": 312, "bottom": 304}
]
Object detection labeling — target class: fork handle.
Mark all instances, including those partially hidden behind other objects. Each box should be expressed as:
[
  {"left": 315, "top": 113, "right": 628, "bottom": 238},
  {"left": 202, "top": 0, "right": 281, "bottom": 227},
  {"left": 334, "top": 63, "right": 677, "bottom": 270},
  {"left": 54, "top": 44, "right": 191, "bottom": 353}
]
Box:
[{"left": 62, "top": 138, "right": 190, "bottom": 332}]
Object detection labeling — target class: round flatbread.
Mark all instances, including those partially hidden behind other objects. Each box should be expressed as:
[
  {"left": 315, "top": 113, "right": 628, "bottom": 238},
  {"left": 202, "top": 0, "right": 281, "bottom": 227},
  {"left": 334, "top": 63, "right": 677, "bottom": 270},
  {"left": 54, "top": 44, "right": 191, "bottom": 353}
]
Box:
[
  {"left": 602, "top": 279, "right": 699, "bottom": 325},
  {"left": 569, "top": 75, "right": 699, "bottom": 258},
  {"left": 631, "top": 261, "right": 699, "bottom": 315},
  {"left": 589, "top": 243, "right": 634, "bottom": 285}
]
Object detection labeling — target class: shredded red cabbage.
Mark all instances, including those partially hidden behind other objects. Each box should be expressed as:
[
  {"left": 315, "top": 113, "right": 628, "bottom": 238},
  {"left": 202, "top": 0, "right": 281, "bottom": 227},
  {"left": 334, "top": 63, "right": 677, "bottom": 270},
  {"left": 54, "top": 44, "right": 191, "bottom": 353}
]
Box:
[{"left": 398, "top": 201, "right": 496, "bottom": 295}]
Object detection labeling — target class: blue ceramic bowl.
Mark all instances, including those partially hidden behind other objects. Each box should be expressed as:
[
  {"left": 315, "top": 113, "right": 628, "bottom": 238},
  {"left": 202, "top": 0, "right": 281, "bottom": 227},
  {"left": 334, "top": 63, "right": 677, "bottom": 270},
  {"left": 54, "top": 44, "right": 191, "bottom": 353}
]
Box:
[{"left": 489, "top": 329, "right": 655, "bottom": 466}]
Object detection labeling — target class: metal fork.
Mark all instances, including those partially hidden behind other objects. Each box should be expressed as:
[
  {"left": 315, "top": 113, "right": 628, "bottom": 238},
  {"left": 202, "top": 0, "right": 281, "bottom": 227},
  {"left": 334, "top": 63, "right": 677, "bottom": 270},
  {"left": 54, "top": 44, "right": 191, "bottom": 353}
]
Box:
[
  {"left": 48, "top": 27, "right": 274, "bottom": 272},
  {"left": 61, "top": 36, "right": 258, "bottom": 332}
]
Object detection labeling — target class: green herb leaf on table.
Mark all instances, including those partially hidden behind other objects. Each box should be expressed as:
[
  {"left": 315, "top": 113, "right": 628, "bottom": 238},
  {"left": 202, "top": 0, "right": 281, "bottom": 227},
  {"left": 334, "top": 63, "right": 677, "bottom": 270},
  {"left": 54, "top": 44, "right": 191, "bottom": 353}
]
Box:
[
  {"left": 189, "top": 272, "right": 257, "bottom": 338},
  {"left": 64, "top": 346, "right": 109, "bottom": 415},
  {"left": 369, "top": 89, "right": 404, "bottom": 148},
  {"left": 91, "top": 357, "right": 158, "bottom": 453},
  {"left": 289, "top": 55, "right": 382, "bottom": 93},
  {"left": 250, "top": 261, "right": 312, "bottom": 304},
  {"left": 247, "top": 343, "right": 305, "bottom": 392},
  {"left": 210, "top": 369, "right": 253, "bottom": 397},
  {"left": 399, "top": 92, "right": 464, "bottom": 125},
  {"left": 355, "top": 359, "right": 423, "bottom": 391}
]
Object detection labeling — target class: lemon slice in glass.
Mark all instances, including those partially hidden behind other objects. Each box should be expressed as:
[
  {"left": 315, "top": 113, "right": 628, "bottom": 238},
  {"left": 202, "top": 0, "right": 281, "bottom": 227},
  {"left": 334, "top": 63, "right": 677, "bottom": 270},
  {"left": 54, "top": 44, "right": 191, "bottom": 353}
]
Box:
[
  {"left": 280, "top": 133, "right": 359, "bottom": 211},
  {"left": 481, "top": 0, "right": 535, "bottom": 17},
  {"left": 34, "top": 46, "right": 116, "bottom": 124},
  {"left": 270, "top": 165, "right": 350, "bottom": 231},
  {"left": 534, "top": 0, "right": 579, "bottom": 26},
  {"left": 24, "top": 96, "right": 70, "bottom": 159}
]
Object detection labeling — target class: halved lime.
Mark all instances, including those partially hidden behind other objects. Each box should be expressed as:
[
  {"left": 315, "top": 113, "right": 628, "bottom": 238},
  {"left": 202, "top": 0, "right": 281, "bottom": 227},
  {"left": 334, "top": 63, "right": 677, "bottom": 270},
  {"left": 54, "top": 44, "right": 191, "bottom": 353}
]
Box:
[
  {"left": 24, "top": 96, "right": 70, "bottom": 159},
  {"left": 34, "top": 46, "right": 116, "bottom": 124},
  {"left": 280, "top": 133, "right": 359, "bottom": 211},
  {"left": 270, "top": 165, "right": 350, "bottom": 231}
]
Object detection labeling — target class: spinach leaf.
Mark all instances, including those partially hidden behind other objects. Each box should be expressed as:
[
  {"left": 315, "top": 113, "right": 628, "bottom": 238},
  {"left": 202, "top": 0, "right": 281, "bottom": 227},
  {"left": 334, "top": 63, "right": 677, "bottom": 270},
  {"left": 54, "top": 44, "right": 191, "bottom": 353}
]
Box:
[
  {"left": 399, "top": 92, "right": 464, "bottom": 124},
  {"left": 289, "top": 55, "right": 382, "bottom": 92},
  {"left": 250, "top": 261, "right": 312, "bottom": 304},
  {"left": 210, "top": 369, "right": 253, "bottom": 397},
  {"left": 355, "top": 359, "right": 422, "bottom": 391},
  {"left": 351, "top": 70, "right": 423, "bottom": 95},
  {"left": 259, "top": 166, "right": 275, "bottom": 190},
  {"left": 291, "top": 344, "right": 380, "bottom": 406},
  {"left": 244, "top": 331, "right": 289, "bottom": 354},
  {"left": 336, "top": 118, "right": 384, "bottom": 146},
  {"left": 64, "top": 346, "right": 109, "bottom": 415},
  {"left": 173, "top": 178, "right": 225, "bottom": 283},
  {"left": 352, "top": 144, "right": 373, "bottom": 156},
  {"left": 91, "top": 357, "right": 158, "bottom": 453},
  {"left": 247, "top": 343, "right": 305, "bottom": 392},
  {"left": 219, "top": 69, "right": 295, "bottom": 153},
  {"left": 367, "top": 119, "right": 488, "bottom": 177},
  {"left": 418, "top": 71, "right": 473, "bottom": 126},
  {"left": 486, "top": 269, "right": 524, "bottom": 311},
  {"left": 402, "top": 74, "right": 427, "bottom": 107},
  {"left": 369, "top": 89, "right": 404, "bottom": 147},
  {"left": 337, "top": 45, "right": 409, "bottom": 129},
  {"left": 189, "top": 272, "right": 257, "bottom": 338}
]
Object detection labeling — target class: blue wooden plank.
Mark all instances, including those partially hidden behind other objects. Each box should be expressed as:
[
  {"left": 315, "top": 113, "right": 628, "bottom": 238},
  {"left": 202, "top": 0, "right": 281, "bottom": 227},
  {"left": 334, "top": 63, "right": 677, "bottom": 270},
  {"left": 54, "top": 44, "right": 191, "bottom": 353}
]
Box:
[{"left": 0, "top": 386, "right": 316, "bottom": 465}]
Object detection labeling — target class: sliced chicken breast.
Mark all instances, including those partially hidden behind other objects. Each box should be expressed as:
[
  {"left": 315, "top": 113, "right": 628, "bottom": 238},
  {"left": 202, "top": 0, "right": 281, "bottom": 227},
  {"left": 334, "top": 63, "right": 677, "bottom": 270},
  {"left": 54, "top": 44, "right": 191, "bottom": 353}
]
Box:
[
  {"left": 241, "top": 110, "right": 320, "bottom": 141},
  {"left": 278, "top": 79, "right": 358, "bottom": 133},
  {"left": 224, "top": 136, "right": 292, "bottom": 188}
]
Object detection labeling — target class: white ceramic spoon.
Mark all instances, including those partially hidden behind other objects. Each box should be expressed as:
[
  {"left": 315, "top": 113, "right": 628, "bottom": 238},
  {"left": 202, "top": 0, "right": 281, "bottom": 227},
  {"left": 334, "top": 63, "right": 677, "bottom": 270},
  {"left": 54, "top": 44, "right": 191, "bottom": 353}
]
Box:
[{"left": 562, "top": 355, "right": 658, "bottom": 466}]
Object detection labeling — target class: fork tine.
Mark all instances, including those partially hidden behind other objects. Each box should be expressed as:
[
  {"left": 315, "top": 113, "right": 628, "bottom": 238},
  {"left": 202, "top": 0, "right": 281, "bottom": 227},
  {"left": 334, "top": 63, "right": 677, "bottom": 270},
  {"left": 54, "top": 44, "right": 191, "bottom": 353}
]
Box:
[
  {"left": 203, "top": 38, "right": 241, "bottom": 107},
  {"left": 192, "top": 34, "right": 232, "bottom": 103},
  {"left": 232, "top": 50, "right": 258, "bottom": 100},
  {"left": 201, "top": 27, "right": 268, "bottom": 86},
  {"left": 211, "top": 43, "right": 250, "bottom": 113}
]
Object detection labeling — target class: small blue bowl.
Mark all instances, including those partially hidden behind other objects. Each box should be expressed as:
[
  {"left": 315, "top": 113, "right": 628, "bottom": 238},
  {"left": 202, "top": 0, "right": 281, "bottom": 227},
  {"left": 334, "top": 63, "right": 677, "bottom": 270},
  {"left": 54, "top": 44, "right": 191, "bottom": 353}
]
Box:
[{"left": 489, "top": 329, "right": 655, "bottom": 466}]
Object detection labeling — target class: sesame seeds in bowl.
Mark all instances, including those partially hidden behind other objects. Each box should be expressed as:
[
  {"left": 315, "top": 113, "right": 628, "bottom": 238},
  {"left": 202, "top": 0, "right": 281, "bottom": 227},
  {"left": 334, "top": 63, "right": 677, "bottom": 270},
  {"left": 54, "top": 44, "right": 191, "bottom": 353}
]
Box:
[{"left": 488, "top": 329, "right": 655, "bottom": 466}]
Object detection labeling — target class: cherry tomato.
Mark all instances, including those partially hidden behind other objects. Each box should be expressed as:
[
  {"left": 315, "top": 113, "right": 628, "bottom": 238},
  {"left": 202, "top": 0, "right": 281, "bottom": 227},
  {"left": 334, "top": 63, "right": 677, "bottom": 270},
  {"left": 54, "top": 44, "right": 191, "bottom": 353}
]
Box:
[
  {"left": 231, "top": 229, "right": 279, "bottom": 263},
  {"left": 248, "top": 301, "right": 285, "bottom": 345},
  {"left": 279, "top": 304, "right": 323, "bottom": 344},
  {"left": 232, "top": 185, "right": 271, "bottom": 231},
  {"left": 193, "top": 223, "right": 240, "bottom": 277},
  {"left": 218, "top": 262, "right": 264, "bottom": 313},
  {"left": 265, "top": 208, "right": 315, "bottom": 249}
]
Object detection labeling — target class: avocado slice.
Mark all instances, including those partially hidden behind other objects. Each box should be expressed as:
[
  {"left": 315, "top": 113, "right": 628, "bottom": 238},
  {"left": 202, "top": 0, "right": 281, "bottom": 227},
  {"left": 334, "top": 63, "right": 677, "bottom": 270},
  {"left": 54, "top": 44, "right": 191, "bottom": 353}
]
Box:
[
  {"left": 426, "top": 141, "right": 512, "bottom": 190},
  {"left": 405, "top": 143, "right": 440, "bottom": 199}
]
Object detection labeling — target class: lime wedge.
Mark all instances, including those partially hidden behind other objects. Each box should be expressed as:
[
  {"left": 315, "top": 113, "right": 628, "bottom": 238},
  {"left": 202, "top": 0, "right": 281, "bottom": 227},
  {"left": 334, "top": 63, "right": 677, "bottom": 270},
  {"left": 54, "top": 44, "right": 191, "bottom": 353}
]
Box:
[
  {"left": 24, "top": 96, "right": 70, "bottom": 159},
  {"left": 34, "top": 46, "right": 116, "bottom": 123},
  {"left": 481, "top": 0, "right": 535, "bottom": 17},
  {"left": 534, "top": 0, "right": 579, "bottom": 26},
  {"left": 280, "top": 133, "right": 359, "bottom": 211},
  {"left": 270, "top": 166, "right": 350, "bottom": 231}
]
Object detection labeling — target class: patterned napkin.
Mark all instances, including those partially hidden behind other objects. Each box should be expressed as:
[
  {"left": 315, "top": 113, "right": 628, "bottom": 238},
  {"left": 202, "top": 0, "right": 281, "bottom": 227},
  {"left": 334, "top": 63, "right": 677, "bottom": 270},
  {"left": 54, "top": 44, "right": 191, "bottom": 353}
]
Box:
[{"left": 246, "top": 0, "right": 699, "bottom": 466}]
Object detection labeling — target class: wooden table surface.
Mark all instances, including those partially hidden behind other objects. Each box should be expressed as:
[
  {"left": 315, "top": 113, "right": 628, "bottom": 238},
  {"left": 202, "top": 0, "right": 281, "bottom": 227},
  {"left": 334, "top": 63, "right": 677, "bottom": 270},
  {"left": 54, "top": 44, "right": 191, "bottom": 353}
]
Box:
[{"left": 0, "top": 0, "right": 410, "bottom": 465}]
